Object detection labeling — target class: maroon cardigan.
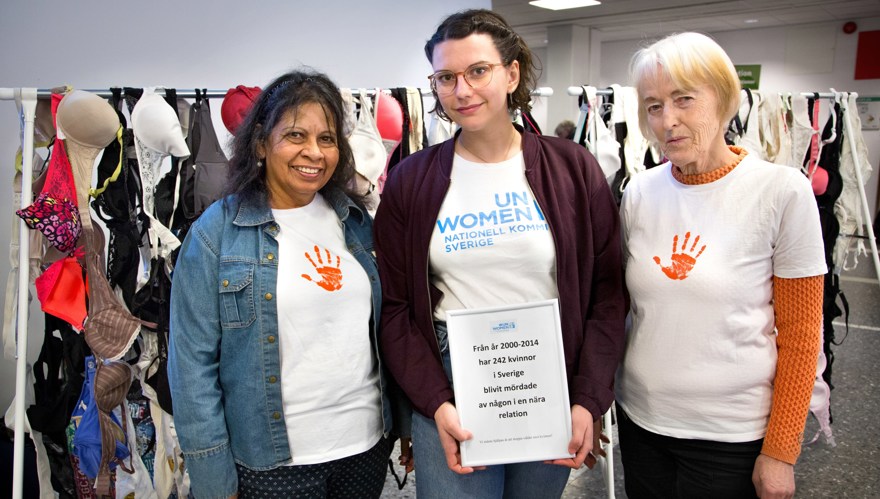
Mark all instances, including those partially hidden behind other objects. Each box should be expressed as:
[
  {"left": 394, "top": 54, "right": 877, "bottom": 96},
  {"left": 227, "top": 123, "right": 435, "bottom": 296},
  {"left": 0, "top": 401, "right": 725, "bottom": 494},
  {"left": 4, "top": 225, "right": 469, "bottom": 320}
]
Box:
[{"left": 374, "top": 128, "right": 626, "bottom": 421}]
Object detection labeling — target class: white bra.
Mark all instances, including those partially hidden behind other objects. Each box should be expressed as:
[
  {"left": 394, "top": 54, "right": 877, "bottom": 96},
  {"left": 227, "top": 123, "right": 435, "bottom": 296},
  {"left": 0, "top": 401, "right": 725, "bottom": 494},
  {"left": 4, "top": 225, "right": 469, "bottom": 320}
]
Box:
[{"left": 349, "top": 89, "right": 388, "bottom": 188}]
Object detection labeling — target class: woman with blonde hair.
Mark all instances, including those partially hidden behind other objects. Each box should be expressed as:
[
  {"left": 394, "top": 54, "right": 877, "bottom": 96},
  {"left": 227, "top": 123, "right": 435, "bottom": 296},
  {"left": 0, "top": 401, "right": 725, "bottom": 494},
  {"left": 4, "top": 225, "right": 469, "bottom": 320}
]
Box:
[{"left": 617, "top": 32, "right": 825, "bottom": 499}]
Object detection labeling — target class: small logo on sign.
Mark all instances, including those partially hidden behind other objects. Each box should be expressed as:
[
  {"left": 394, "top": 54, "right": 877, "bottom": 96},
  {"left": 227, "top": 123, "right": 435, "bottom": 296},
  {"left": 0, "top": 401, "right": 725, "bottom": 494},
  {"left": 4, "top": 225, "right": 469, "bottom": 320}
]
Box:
[{"left": 490, "top": 321, "right": 517, "bottom": 333}]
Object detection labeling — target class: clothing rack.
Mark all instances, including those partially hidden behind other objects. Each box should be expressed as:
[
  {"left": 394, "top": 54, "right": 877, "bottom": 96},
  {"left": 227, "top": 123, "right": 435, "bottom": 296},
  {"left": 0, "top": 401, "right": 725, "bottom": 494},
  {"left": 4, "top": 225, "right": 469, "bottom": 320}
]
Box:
[
  {"left": 567, "top": 86, "right": 613, "bottom": 96},
  {"left": 3, "top": 87, "right": 431, "bottom": 99},
  {"left": 567, "top": 85, "right": 880, "bottom": 285},
  {"left": 2, "top": 87, "right": 555, "bottom": 100},
  {"left": 567, "top": 83, "right": 618, "bottom": 499},
  {"left": 531, "top": 87, "right": 554, "bottom": 97},
  {"left": 1, "top": 83, "right": 556, "bottom": 499},
  {"left": 566, "top": 87, "right": 849, "bottom": 99},
  {"left": 2, "top": 87, "right": 36, "bottom": 499},
  {"left": 814, "top": 91, "right": 880, "bottom": 286}
]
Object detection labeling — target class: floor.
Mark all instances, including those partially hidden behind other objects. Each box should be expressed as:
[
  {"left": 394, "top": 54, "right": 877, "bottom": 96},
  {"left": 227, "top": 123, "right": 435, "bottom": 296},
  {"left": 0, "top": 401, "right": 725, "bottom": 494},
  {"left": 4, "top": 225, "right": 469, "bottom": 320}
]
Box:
[{"left": 382, "top": 256, "right": 880, "bottom": 498}]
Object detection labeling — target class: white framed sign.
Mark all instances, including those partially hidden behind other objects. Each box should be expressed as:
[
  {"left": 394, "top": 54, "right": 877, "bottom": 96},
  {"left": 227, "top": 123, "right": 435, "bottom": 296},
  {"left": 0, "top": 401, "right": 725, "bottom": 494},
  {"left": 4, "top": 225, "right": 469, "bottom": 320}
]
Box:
[{"left": 446, "top": 299, "right": 573, "bottom": 467}]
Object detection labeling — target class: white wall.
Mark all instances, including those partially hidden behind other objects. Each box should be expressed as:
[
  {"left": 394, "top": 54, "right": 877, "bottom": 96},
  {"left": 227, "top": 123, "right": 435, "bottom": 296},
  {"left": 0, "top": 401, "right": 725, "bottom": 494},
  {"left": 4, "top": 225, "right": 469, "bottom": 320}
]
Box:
[
  {"left": 599, "top": 18, "right": 880, "bottom": 219},
  {"left": 0, "top": 0, "right": 488, "bottom": 411}
]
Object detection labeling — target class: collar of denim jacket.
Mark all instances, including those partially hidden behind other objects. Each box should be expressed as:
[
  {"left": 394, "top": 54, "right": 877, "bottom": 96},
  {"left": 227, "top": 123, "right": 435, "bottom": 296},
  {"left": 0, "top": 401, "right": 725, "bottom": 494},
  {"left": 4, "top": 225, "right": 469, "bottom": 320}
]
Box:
[{"left": 231, "top": 187, "right": 366, "bottom": 228}]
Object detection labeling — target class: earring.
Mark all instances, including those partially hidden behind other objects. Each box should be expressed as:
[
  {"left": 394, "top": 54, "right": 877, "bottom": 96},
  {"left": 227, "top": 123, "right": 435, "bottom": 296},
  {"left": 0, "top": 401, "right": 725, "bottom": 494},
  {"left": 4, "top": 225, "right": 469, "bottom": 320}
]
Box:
[{"left": 257, "top": 159, "right": 263, "bottom": 168}]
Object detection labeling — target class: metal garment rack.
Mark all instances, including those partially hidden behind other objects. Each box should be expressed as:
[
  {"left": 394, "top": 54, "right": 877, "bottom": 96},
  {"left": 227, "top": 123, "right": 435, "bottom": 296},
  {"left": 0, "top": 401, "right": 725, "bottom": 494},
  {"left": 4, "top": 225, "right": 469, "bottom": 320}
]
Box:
[
  {"left": 0, "top": 83, "right": 554, "bottom": 499},
  {"left": 568, "top": 84, "right": 879, "bottom": 499},
  {"left": 1, "top": 87, "right": 37, "bottom": 499},
  {"left": 10, "top": 88, "right": 435, "bottom": 100},
  {"left": 564, "top": 84, "right": 617, "bottom": 499},
  {"left": 567, "top": 86, "right": 613, "bottom": 96},
  {"left": 16, "top": 86, "right": 553, "bottom": 99},
  {"left": 568, "top": 85, "right": 880, "bottom": 285}
]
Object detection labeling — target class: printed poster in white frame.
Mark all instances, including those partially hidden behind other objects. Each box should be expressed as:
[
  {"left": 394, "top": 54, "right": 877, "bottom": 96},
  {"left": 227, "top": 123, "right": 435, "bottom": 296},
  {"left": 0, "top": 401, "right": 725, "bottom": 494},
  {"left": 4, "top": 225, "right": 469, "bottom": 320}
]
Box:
[{"left": 447, "top": 299, "right": 573, "bottom": 467}]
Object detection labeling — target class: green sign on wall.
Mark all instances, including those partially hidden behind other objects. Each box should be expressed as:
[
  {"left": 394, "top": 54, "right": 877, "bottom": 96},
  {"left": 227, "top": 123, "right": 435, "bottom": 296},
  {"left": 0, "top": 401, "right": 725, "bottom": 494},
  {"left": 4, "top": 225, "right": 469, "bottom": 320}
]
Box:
[{"left": 735, "top": 64, "right": 761, "bottom": 90}]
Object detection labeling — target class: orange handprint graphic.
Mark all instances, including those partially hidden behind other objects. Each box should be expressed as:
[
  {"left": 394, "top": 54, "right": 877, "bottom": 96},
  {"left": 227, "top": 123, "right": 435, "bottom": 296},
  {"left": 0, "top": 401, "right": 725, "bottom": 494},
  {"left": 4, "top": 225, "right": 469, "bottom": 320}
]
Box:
[
  {"left": 653, "top": 232, "right": 706, "bottom": 280},
  {"left": 301, "top": 245, "right": 344, "bottom": 291}
]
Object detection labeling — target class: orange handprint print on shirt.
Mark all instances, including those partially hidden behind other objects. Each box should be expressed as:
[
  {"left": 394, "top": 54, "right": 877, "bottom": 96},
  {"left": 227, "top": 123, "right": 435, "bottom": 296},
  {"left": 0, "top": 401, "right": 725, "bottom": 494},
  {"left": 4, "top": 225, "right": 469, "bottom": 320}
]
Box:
[
  {"left": 653, "top": 232, "right": 707, "bottom": 280},
  {"left": 301, "top": 245, "right": 344, "bottom": 291}
]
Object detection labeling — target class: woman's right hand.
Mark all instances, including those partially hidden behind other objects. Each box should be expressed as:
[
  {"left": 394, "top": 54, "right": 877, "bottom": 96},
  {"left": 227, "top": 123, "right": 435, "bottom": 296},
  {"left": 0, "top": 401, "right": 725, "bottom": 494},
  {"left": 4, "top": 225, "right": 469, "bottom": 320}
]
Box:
[{"left": 434, "top": 401, "right": 481, "bottom": 474}]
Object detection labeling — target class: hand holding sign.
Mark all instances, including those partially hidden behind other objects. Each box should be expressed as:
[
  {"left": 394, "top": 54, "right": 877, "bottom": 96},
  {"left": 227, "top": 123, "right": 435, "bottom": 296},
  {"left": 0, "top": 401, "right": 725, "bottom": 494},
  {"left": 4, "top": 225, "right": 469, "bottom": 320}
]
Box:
[
  {"left": 546, "top": 404, "right": 593, "bottom": 469},
  {"left": 434, "top": 402, "right": 485, "bottom": 474}
]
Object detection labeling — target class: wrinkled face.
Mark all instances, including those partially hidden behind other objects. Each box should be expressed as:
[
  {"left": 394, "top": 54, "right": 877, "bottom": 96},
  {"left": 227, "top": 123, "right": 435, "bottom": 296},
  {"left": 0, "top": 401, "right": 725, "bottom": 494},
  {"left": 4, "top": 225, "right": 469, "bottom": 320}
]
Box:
[
  {"left": 640, "top": 69, "right": 727, "bottom": 173},
  {"left": 431, "top": 33, "right": 519, "bottom": 132},
  {"left": 259, "top": 102, "right": 339, "bottom": 209}
]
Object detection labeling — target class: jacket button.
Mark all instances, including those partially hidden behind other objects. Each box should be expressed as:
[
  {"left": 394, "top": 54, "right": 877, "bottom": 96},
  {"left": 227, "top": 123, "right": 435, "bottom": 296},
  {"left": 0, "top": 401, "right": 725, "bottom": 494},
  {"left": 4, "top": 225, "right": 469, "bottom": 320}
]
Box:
[
  {"left": 222, "top": 279, "right": 229, "bottom": 287},
  {"left": 265, "top": 293, "right": 273, "bottom": 300},
  {"left": 267, "top": 335, "right": 276, "bottom": 343},
  {"left": 272, "top": 411, "right": 281, "bottom": 420},
  {"left": 267, "top": 253, "right": 275, "bottom": 261},
  {"left": 269, "top": 375, "right": 277, "bottom": 383}
]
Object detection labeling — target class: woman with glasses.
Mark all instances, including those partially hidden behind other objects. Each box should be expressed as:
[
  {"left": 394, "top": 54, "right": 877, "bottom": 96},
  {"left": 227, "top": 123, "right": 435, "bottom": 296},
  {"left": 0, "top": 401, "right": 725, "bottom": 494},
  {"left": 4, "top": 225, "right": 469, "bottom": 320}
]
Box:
[{"left": 374, "top": 9, "right": 626, "bottom": 498}]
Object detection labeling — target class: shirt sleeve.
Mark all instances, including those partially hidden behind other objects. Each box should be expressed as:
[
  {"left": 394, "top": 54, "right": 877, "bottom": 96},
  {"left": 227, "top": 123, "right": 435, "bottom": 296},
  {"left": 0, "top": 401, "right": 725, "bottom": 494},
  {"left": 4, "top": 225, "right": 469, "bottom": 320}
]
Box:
[
  {"left": 374, "top": 169, "right": 455, "bottom": 419},
  {"left": 762, "top": 275, "right": 823, "bottom": 464},
  {"left": 571, "top": 152, "right": 627, "bottom": 420},
  {"left": 168, "top": 224, "right": 238, "bottom": 498},
  {"left": 772, "top": 171, "right": 827, "bottom": 279}
]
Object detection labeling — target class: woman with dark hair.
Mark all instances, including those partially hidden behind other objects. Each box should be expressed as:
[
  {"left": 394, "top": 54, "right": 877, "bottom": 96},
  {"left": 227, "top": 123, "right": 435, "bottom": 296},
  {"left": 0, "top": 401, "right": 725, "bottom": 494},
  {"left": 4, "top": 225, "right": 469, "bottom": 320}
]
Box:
[
  {"left": 169, "top": 69, "right": 397, "bottom": 498},
  {"left": 374, "top": 9, "right": 626, "bottom": 498}
]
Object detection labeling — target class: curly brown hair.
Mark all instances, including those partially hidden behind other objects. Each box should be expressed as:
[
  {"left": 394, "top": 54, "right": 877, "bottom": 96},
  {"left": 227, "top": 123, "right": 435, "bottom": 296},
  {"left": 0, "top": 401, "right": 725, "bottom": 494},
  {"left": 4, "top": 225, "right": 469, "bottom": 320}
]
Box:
[{"left": 425, "top": 9, "right": 540, "bottom": 122}]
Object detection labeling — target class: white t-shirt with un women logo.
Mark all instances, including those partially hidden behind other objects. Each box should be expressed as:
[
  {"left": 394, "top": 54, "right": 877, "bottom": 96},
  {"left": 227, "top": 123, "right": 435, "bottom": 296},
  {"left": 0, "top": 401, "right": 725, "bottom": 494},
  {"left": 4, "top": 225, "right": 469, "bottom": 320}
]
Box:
[
  {"left": 429, "top": 152, "right": 558, "bottom": 321},
  {"left": 272, "top": 193, "right": 381, "bottom": 465}
]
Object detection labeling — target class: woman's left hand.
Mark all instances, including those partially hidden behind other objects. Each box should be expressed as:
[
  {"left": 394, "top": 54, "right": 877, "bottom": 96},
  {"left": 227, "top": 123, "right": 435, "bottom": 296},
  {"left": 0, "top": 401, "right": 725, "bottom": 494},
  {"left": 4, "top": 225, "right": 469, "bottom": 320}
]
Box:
[
  {"left": 752, "top": 454, "right": 795, "bottom": 498},
  {"left": 398, "top": 436, "right": 414, "bottom": 473},
  {"left": 547, "top": 404, "right": 594, "bottom": 469}
]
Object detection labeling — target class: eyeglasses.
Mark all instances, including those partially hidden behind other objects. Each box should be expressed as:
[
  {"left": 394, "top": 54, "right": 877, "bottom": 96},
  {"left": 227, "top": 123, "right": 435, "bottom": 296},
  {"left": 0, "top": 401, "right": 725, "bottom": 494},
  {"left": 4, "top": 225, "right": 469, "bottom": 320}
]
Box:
[{"left": 427, "top": 62, "right": 506, "bottom": 96}]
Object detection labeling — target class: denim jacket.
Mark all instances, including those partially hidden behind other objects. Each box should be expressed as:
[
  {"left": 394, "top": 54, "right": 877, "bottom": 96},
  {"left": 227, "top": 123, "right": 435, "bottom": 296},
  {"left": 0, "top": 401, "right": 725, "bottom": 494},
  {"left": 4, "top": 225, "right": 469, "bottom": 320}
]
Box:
[{"left": 168, "top": 188, "right": 392, "bottom": 499}]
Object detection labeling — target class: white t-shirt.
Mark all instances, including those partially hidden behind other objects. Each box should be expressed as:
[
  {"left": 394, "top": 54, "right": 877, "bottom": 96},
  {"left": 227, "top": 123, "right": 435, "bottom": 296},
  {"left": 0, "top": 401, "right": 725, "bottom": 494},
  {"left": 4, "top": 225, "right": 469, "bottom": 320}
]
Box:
[
  {"left": 272, "top": 194, "right": 381, "bottom": 465},
  {"left": 617, "top": 154, "right": 826, "bottom": 442},
  {"left": 429, "top": 153, "right": 557, "bottom": 320}
]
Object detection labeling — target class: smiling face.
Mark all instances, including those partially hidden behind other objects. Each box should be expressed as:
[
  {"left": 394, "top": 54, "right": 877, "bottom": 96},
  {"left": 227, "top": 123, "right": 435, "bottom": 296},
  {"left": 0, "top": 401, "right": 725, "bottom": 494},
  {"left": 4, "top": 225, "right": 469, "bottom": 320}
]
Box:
[
  {"left": 431, "top": 33, "right": 519, "bottom": 133},
  {"left": 258, "top": 102, "right": 339, "bottom": 209},
  {"left": 640, "top": 69, "right": 731, "bottom": 174}
]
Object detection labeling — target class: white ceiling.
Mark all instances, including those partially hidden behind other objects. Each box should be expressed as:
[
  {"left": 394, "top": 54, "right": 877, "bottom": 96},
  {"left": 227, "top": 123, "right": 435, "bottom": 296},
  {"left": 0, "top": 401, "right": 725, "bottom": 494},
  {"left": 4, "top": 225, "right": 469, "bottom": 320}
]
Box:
[{"left": 492, "top": 0, "right": 880, "bottom": 46}]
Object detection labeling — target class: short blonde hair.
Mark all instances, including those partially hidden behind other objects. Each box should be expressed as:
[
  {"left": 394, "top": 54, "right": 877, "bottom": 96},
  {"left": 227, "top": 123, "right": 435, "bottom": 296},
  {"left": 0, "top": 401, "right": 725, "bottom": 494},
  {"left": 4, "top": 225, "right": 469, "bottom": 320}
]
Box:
[{"left": 630, "top": 32, "right": 740, "bottom": 141}]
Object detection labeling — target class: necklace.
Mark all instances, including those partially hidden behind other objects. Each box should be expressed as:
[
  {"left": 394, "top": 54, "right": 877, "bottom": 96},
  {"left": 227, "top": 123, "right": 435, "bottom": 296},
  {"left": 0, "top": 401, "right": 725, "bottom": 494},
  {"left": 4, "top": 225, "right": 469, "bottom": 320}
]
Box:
[{"left": 457, "top": 128, "right": 517, "bottom": 163}]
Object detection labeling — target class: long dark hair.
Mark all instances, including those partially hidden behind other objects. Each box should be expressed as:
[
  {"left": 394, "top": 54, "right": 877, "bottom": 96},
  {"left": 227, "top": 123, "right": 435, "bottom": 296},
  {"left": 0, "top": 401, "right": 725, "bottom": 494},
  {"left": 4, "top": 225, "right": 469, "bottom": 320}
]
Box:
[
  {"left": 425, "top": 9, "right": 540, "bottom": 121},
  {"left": 224, "top": 68, "right": 362, "bottom": 206}
]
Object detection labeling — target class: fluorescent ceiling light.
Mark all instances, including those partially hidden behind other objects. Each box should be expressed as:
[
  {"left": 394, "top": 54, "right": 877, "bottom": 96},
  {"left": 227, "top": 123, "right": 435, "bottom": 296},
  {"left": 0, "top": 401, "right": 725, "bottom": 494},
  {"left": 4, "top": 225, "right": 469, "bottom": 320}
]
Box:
[
  {"left": 529, "top": 0, "right": 602, "bottom": 10},
  {"left": 744, "top": 19, "right": 759, "bottom": 24}
]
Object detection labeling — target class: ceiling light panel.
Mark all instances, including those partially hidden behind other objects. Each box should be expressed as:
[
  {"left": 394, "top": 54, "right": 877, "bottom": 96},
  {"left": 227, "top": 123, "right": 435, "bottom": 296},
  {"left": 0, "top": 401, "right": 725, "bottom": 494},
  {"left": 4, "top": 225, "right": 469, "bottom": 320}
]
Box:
[{"left": 529, "top": 0, "right": 602, "bottom": 11}]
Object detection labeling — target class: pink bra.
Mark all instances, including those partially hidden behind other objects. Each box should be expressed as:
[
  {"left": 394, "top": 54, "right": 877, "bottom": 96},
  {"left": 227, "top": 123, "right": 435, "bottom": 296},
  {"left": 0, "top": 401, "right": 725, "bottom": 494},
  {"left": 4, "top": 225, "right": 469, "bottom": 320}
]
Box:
[{"left": 17, "top": 93, "right": 82, "bottom": 254}]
